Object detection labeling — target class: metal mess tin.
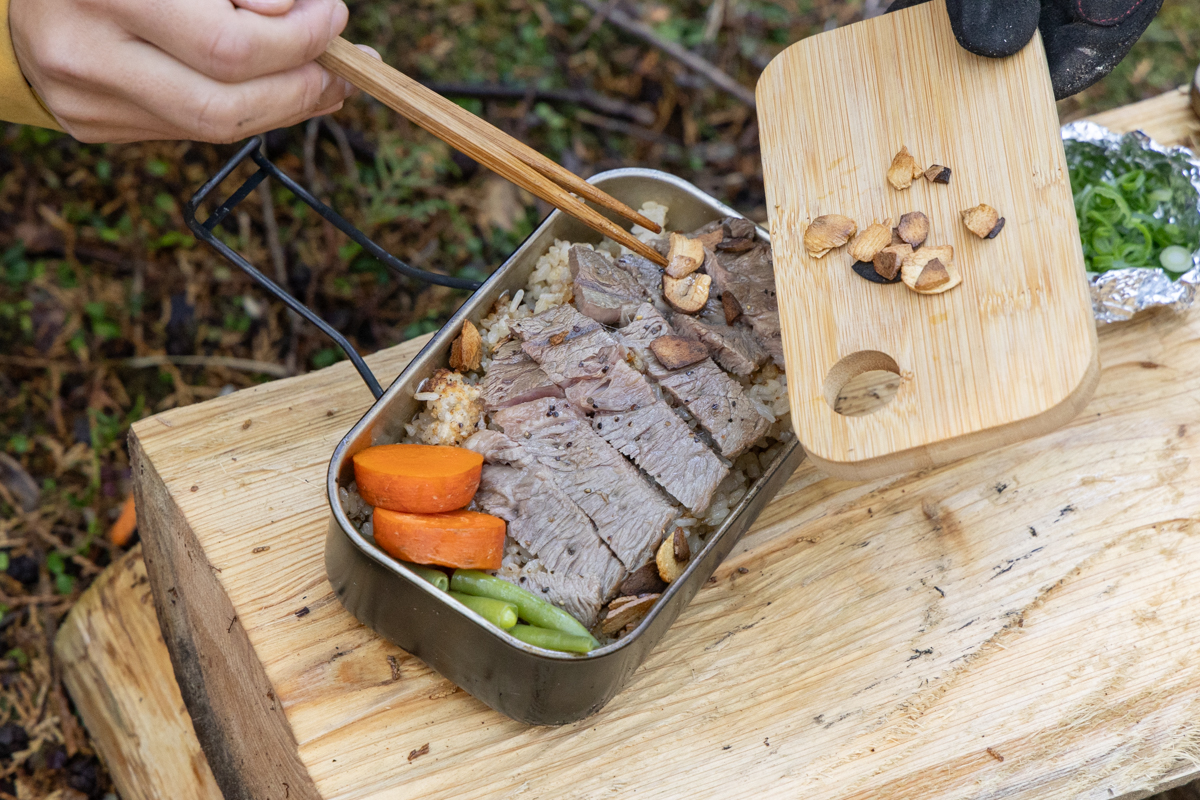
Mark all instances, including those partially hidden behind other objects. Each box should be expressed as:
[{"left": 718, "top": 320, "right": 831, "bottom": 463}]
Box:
[
  {"left": 326, "top": 169, "right": 803, "bottom": 724},
  {"left": 184, "top": 151, "right": 802, "bottom": 726}
]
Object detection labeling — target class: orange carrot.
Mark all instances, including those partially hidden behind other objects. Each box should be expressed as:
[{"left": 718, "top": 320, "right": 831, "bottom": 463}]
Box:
[
  {"left": 372, "top": 508, "right": 506, "bottom": 570},
  {"left": 108, "top": 495, "right": 137, "bottom": 547},
  {"left": 353, "top": 444, "right": 483, "bottom": 514}
]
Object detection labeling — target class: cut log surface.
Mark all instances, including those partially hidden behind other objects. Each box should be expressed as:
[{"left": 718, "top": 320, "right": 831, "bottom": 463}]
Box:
[
  {"left": 54, "top": 546, "right": 223, "bottom": 800},
  {"left": 61, "top": 88, "right": 1200, "bottom": 800}
]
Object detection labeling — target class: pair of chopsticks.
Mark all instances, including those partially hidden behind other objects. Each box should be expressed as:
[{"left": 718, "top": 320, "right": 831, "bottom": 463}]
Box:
[{"left": 317, "top": 38, "right": 668, "bottom": 267}]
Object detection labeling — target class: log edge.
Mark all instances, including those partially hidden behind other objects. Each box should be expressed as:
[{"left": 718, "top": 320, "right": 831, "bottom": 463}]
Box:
[{"left": 131, "top": 430, "right": 320, "bottom": 800}]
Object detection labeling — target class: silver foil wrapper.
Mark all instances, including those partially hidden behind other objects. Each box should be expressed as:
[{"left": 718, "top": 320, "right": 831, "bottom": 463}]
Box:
[{"left": 1061, "top": 120, "right": 1200, "bottom": 325}]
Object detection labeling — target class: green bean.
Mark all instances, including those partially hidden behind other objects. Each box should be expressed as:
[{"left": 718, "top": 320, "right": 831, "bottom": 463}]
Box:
[
  {"left": 449, "top": 592, "right": 518, "bottom": 629},
  {"left": 451, "top": 570, "right": 598, "bottom": 645},
  {"left": 401, "top": 562, "right": 449, "bottom": 592},
  {"left": 508, "top": 624, "right": 595, "bottom": 654}
]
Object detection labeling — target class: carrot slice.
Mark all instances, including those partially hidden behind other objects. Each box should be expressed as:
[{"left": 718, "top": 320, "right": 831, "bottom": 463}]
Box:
[
  {"left": 108, "top": 495, "right": 137, "bottom": 547},
  {"left": 372, "top": 508, "right": 506, "bottom": 570},
  {"left": 353, "top": 444, "right": 483, "bottom": 513}
]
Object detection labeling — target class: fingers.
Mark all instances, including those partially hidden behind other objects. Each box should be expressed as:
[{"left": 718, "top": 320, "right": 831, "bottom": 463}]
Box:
[
  {"left": 111, "top": 0, "right": 349, "bottom": 84},
  {"left": 230, "top": 0, "right": 297, "bottom": 16},
  {"left": 93, "top": 37, "right": 352, "bottom": 142},
  {"left": 54, "top": 78, "right": 346, "bottom": 143},
  {"left": 356, "top": 44, "right": 382, "bottom": 61},
  {"left": 11, "top": 0, "right": 361, "bottom": 143},
  {"left": 886, "top": 0, "right": 1039, "bottom": 59},
  {"left": 944, "top": 0, "right": 1040, "bottom": 58},
  {"left": 1041, "top": 0, "right": 1164, "bottom": 98}
]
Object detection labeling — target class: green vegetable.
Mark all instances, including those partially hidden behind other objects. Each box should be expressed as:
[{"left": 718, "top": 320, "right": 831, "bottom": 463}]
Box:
[
  {"left": 508, "top": 624, "right": 596, "bottom": 654},
  {"left": 1160, "top": 245, "right": 1193, "bottom": 273},
  {"left": 402, "top": 562, "right": 449, "bottom": 592},
  {"left": 1066, "top": 138, "right": 1200, "bottom": 279},
  {"left": 449, "top": 591, "right": 518, "bottom": 629},
  {"left": 450, "top": 570, "right": 598, "bottom": 645}
]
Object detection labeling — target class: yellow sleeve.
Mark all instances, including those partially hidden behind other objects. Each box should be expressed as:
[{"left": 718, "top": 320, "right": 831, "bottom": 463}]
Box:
[{"left": 0, "top": 0, "right": 62, "bottom": 130}]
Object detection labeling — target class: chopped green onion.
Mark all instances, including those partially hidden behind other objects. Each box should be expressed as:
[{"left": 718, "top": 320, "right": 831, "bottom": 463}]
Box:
[
  {"left": 1160, "top": 245, "right": 1193, "bottom": 273},
  {"left": 1066, "top": 139, "right": 1200, "bottom": 279}
]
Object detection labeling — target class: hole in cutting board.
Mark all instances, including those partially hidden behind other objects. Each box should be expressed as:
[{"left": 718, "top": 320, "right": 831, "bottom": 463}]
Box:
[{"left": 825, "top": 351, "right": 901, "bottom": 417}]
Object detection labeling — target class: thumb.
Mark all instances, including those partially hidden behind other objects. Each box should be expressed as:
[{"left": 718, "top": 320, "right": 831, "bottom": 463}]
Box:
[
  {"left": 944, "top": 0, "right": 1041, "bottom": 58},
  {"left": 230, "top": 0, "right": 297, "bottom": 17},
  {"left": 885, "top": 0, "right": 1041, "bottom": 58}
]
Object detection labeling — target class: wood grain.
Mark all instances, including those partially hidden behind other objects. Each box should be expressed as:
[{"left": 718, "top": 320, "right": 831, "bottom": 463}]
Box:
[
  {"left": 757, "top": 0, "right": 1099, "bottom": 480},
  {"left": 65, "top": 88, "right": 1200, "bottom": 800},
  {"left": 132, "top": 429, "right": 322, "bottom": 800},
  {"left": 53, "top": 546, "right": 223, "bottom": 800},
  {"left": 131, "top": 289, "right": 1200, "bottom": 800},
  {"left": 1086, "top": 85, "right": 1200, "bottom": 147},
  {"left": 317, "top": 38, "right": 668, "bottom": 266}
]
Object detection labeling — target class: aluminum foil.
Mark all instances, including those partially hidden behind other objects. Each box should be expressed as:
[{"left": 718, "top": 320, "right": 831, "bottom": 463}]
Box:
[{"left": 1060, "top": 121, "right": 1200, "bottom": 325}]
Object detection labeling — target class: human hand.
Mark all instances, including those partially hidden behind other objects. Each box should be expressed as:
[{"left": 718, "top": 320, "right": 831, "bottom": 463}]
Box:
[
  {"left": 10, "top": 0, "right": 373, "bottom": 143},
  {"left": 886, "top": 0, "right": 1163, "bottom": 99}
]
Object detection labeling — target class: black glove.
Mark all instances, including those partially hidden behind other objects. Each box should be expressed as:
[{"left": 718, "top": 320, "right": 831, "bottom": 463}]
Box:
[{"left": 886, "top": 0, "right": 1164, "bottom": 100}]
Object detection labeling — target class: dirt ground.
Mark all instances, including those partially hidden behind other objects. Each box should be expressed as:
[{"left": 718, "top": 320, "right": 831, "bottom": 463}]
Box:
[{"left": 0, "top": 0, "right": 1197, "bottom": 796}]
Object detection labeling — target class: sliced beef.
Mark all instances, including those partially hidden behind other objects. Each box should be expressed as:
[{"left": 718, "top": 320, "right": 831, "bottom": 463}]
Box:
[
  {"left": 658, "top": 365, "right": 769, "bottom": 459},
  {"left": 569, "top": 246, "right": 648, "bottom": 325},
  {"left": 462, "top": 429, "right": 521, "bottom": 462},
  {"left": 593, "top": 403, "right": 726, "bottom": 514},
  {"left": 685, "top": 217, "right": 756, "bottom": 244},
  {"left": 480, "top": 339, "right": 563, "bottom": 411},
  {"left": 493, "top": 398, "right": 675, "bottom": 571},
  {"left": 565, "top": 359, "right": 656, "bottom": 413},
  {"left": 689, "top": 218, "right": 727, "bottom": 237},
  {"left": 476, "top": 464, "right": 623, "bottom": 588},
  {"left": 476, "top": 468, "right": 624, "bottom": 627},
  {"left": 705, "top": 240, "right": 785, "bottom": 368},
  {"left": 613, "top": 254, "right": 668, "bottom": 315},
  {"left": 467, "top": 431, "right": 627, "bottom": 626},
  {"left": 672, "top": 311, "right": 767, "bottom": 377},
  {"left": 618, "top": 305, "right": 769, "bottom": 459},
  {"left": 510, "top": 304, "right": 620, "bottom": 385},
  {"left": 511, "top": 305, "right": 728, "bottom": 513}
]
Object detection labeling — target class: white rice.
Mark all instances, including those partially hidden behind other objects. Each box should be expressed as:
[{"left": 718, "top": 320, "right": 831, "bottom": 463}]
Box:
[
  {"left": 630, "top": 201, "right": 669, "bottom": 243},
  {"left": 525, "top": 239, "right": 580, "bottom": 313},
  {"left": 744, "top": 362, "right": 792, "bottom": 440},
  {"left": 339, "top": 484, "right": 373, "bottom": 538},
  {"left": 477, "top": 237, "right": 583, "bottom": 368},
  {"left": 402, "top": 369, "right": 484, "bottom": 446}
]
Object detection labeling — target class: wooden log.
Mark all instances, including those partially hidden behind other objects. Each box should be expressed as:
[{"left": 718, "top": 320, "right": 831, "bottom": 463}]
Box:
[
  {"left": 54, "top": 546, "right": 223, "bottom": 800},
  {"left": 61, "top": 86, "right": 1200, "bottom": 800},
  {"left": 1086, "top": 84, "right": 1200, "bottom": 144},
  {"left": 134, "top": 286, "right": 1200, "bottom": 800},
  {"left": 130, "top": 342, "right": 425, "bottom": 800}
]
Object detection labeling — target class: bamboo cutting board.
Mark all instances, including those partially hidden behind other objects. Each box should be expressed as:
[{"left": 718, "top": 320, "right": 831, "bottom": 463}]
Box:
[{"left": 757, "top": 0, "right": 1099, "bottom": 480}]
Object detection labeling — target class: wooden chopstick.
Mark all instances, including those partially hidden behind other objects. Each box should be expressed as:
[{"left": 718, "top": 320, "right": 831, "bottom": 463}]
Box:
[{"left": 318, "top": 38, "right": 668, "bottom": 267}]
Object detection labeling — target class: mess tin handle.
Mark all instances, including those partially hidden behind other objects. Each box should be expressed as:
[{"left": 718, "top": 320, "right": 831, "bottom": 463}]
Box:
[{"left": 183, "top": 135, "right": 482, "bottom": 400}]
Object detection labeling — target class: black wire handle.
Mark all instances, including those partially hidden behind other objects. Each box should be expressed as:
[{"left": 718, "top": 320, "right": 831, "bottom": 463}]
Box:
[{"left": 183, "top": 135, "right": 482, "bottom": 399}]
